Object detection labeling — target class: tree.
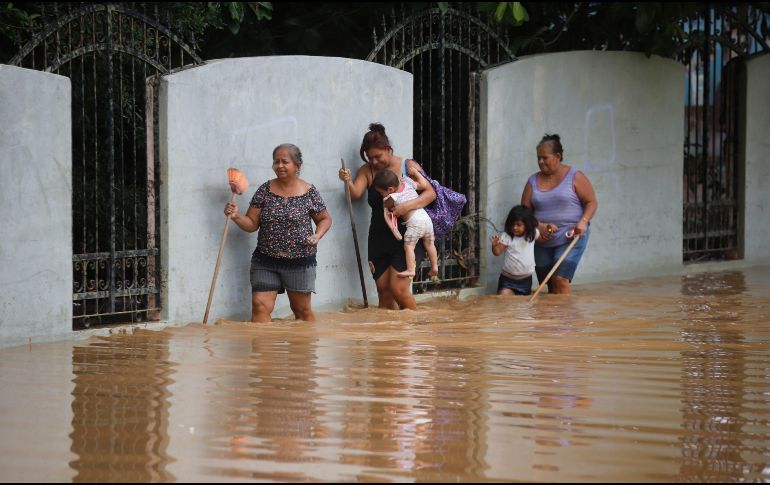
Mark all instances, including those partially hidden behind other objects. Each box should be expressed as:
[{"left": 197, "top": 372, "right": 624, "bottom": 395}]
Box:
[
  {"left": 482, "top": 3, "right": 769, "bottom": 59},
  {"left": 3, "top": 3, "right": 768, "bottom": 65}
]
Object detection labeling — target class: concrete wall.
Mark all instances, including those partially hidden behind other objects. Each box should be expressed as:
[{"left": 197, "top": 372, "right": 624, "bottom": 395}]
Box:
[
  {"left": 480, "top": 51, "right": 684, "bottom": 290},
  {"left": 742, "top": 53, "right": 770, "bottom": 263},
  {"left": 0, "top": 65, "right": 72, "bottom": 348},
  {"left": 160, "top": 56, "right": 412, "bottom": 323}
]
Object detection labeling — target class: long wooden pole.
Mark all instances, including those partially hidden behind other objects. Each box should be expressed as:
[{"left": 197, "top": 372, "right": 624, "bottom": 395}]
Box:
[
  {"left": 529, "top": 234, "right": 581, "bottom": 302},
  {"left": 342, "top": 158, "right": 368, "bottom": 308},
  {"left": 204, "top": 193, "right": 235, "bottom": 323}
]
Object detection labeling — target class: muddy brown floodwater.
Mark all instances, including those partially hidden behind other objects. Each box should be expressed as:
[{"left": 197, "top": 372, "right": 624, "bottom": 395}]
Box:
[{"left": 1, "top": 267, "right": 769, "bottom": 482}]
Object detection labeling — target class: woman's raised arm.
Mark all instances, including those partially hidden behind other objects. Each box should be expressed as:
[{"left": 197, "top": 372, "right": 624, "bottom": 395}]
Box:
[{"left": 339, "top": 164, "right": 371, "bottom": 201}]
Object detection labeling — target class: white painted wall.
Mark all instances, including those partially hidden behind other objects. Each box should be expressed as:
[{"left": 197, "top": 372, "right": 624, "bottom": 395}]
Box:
[
  {"left": 160, "top": 56, "right": 412, "bottom": 323},
  {"left": 0, "top": 65, "right": 72, "bottom": 348},
  {"left": 743, "top": 53, "right": 770, "bottom": 263},
  {"left": 480, "top": 51, "right": 684, "bottom": 290}
]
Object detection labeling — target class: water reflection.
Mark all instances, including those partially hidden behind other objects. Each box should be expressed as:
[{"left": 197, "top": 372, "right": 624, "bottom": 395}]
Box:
[
  {"left": 678, "top": 271, "right": 766, "bottom": 480},
  {"left": 68, "top": 331, "right": 174, "bottom": 482},
  {"left": 246, "top": 336, "right": 327, "bottom": 462},
  {"left": 332, "top": 338, "right": 490, "bottom": 481},
  {"left": 205, "top": 334, "right": 327, "bottom": 481},
  {"left": 2, "top": 268, "right": 770, "bottom": 482}
]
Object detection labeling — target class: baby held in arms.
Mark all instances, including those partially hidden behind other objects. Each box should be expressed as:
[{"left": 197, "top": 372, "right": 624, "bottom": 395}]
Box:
[{"left": 372, "top": 168, "right": 439, "bottom": 279}]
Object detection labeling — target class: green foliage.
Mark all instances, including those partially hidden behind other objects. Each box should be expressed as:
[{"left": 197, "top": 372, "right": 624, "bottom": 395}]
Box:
[
  {"left": 479, "top": 2, "right": 711, "bottom": 59},
  {"left": 248, "top": 2, "right": 274, "bottom": 21},
  {"left": 222, "top": 2, "right": 272, "bottom": 34},
  {"left": 0, "top": 2, "right": 40, "bottom": 41},
  {"left": 478, "top": 2, "right": 529, "bottom": 26},
  {"left": 3, "top": 2, "right": 768, "bottom": 64},
  {"left": 490, "top": 2, "right": 529, "bottom": 26},
  {"left": 164, "top": 2, "right": 273, "bottom": 36},
  {"left": 193, "top": 2, "right": 429, "bottom": 60}
]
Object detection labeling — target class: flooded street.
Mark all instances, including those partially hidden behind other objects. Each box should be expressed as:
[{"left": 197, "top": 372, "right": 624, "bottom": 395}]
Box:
[{"left": 2, "top": 267, "right": 770, "bottom": 482}]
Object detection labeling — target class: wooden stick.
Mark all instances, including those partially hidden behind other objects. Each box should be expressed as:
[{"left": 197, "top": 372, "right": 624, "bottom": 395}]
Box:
[
  {"left": 342, "top": 158, "right": 369, "bottom": 308},
  {"left": 204, "top": 192, "right": 235, "bottom": 323},
  {"left": 529, "top": 234, "right": 581, "bottom": 302}
]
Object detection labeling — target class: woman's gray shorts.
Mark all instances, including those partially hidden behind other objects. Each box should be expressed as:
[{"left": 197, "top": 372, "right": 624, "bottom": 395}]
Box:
[{"left": 250, "top": 252, "right": 316, "bottom": 294}]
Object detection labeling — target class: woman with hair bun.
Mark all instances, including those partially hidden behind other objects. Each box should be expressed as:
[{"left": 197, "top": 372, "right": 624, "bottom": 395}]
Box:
[
  {"left": 521, "top": 134, "right": 597, "bottom": 295},
  {"left": 338, "top": 123, "right": 437, "bottom": 310}
]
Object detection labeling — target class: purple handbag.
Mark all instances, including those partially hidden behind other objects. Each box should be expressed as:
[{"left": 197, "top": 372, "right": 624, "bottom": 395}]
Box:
[{"left": 404, "top": 160, "right": 467, "bottom": 239}]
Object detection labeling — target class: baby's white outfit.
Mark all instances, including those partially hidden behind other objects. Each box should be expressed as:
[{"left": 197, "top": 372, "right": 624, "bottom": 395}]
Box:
[{"left": 385, "top": 176, "right": 435, "bottom": 246}]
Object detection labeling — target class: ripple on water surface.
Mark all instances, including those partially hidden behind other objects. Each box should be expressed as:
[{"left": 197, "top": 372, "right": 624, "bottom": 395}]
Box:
[{"left": 1, "top": 268, "right": 769, "bottom": 482}]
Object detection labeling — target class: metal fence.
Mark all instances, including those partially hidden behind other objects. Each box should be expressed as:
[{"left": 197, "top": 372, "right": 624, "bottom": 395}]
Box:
[
  {"left": 679, "top": 6, "right": 769, "bottom": 262},
  {"left": 9, "top": 3, "right": 202, "bottom": 327},
  {"left": 367, "top": 5, "right": 515, "bottom": 291}
]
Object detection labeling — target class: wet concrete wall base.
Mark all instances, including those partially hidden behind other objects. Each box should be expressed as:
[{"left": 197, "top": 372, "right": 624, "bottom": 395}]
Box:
[
  {"left": 480, "top": 51, "right": 684, "bottom": 290},
  {"left": 0, "top": 65, "right": 72, "bottom": 348},
  {"left": 160, "top": 56, "right": 412, "bottom": 323}
]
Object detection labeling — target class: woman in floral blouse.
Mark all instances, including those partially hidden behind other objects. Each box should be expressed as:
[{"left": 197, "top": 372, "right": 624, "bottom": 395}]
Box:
[{"left": 225, "top": 144, "right": 332, "bottom": 322}]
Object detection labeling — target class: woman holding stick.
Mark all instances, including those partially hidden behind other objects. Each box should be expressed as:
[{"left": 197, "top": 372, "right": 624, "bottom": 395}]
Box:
[
  {"left": 338, "top": 123, "right": 436, "bottom": 310},
  {"left": 521, "top": 134, "right": 597, "bottom": 295},
  {"left": 225, "top": 144, "right": 332, "bottom": 322}
]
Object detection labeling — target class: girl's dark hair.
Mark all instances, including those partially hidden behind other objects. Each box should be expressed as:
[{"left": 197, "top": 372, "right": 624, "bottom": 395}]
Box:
[
  {"left": 537, "top": 133, "right": 564, "bottom": 159},
  {"left": 360, "top": 122, "right": 392, "bottom": 163},
  {"left": 372, "top": 168, "right": 399, "bottom": 191},
  {"left": 504, "top": 205, "right": 539, "bottom": 242}
]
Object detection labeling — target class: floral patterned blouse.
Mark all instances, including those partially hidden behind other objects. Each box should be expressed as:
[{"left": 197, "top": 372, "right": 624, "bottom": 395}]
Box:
[{"left": 249, "top": 181, "right": 327, "bottom": 260}]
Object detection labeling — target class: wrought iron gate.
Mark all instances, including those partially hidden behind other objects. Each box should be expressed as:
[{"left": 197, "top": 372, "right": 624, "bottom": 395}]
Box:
[
  {"left": 679, "top": 6, "right": 769, "bottom": 262},
  {"left": 9, "top": 3, "right": 202, "bottom": 328},
  {"left": 367, "top": 5, "right": 515, "bottom": 291}
]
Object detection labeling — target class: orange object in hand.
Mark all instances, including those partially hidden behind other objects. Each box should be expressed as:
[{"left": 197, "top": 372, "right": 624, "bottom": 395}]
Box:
[
  {"left": 205, "top": 167, "right": 250, "bottom": 324},
  {"left": 227, "top": 167, "right": 249, "bottom": 195}
]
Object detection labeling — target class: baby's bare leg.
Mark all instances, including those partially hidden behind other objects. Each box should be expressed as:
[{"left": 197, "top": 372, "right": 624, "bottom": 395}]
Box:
[
  {"left": 424, "top": 238, "right": 439, "bottom": 277},
  {"left": 397, "top": 243, "right": 417, "bottom": 278}
]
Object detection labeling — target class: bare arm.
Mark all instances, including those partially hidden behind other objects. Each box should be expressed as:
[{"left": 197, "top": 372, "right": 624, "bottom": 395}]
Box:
[
  {"left": 307, "top": 209, "right": 332, "bottom": 246},
  {"left": 522, "top": 180, "right": 556, "bottom": 242},
  {"left": 490, "top": 235, "right": 507, "bottom": 256},
  {"left": 391, "top": 160, "right": 436, "bottom": 218},
  {"left": 521, "top": 181, "right": 533, "bottom": 209},
  {"left": 573, "top": 171, "right": 598, "bottom": 236},
  {"left": 339, "top": 164, "right": 372, "bottom": 201},
  {"left": 407, "top": 167, "right": 430, "bottom": 192},
  {"left": 226, "top": 202, "right": 261, "bottom": 233}
]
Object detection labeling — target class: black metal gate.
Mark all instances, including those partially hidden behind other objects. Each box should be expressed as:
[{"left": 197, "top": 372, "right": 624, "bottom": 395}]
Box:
[
  {"left": 367, "top": 5, "right": 515, "bottom": 291},
  {"left": 679, "top": 6, "right": 769, "bottom": 262},
  {"left": 9, "top": 3, "right": 202, "bottom": 328}
]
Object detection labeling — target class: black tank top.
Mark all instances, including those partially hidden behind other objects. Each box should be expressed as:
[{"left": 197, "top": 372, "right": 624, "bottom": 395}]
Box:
[
  {"left": 367, "top": 162, "right": 406, "bottom": 239},
  {"left": 367, "top": 181, "right": 404, "bottom": 240},
  {"left": 366, "top": 164, "right": 425, "bottom": 264}
]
